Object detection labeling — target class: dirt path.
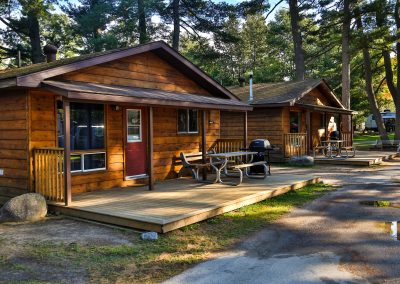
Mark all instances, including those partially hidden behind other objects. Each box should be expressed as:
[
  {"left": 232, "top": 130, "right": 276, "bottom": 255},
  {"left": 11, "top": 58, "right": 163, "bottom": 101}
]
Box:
[{"left": 165, "top": 161, "right": 400, "bottom": 283}]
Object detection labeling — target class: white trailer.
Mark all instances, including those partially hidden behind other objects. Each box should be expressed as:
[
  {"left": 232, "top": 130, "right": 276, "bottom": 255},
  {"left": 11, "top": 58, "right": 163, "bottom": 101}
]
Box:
[{"left": 365, "top": 111, "right": 396, "bottom": 132}]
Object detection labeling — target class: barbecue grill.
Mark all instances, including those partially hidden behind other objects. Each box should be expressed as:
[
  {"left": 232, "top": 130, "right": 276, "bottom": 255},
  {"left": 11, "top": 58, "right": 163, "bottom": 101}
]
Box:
[{"left": 247, "top": 139, "right": 273, "bottom": 174}]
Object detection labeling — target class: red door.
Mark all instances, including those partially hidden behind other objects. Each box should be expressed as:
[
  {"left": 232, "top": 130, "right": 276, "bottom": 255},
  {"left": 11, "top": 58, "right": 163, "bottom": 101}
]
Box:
[{"left": 125, "top": 107, "right": 147, "bottom": 178}]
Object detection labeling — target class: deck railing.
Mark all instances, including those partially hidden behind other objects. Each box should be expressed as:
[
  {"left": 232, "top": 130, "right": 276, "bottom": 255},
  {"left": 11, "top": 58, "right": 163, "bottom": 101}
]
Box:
[
  {"left": 209, "top": 138, "right": 244, "bottom": 153},
  {"left": 33, "top": 148, "right": 65, "bottom": 202},
  {"left": 341, "top": 131, "right": 353, "bottom": 147},
  {"left": 283, "top": 133, "right": 308, "bottom": 157}
]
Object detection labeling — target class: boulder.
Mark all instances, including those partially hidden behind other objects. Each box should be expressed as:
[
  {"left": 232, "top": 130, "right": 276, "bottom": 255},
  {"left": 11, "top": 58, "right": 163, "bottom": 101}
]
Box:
[
  {"left": 0, "top": 193, "right": 47, "bottom": 223},
  {"left": 141, "top": 231, "right": 158, "bottom": 240},
  {"left": 288, "top": 155, "right": 314, "bottom": 167}
]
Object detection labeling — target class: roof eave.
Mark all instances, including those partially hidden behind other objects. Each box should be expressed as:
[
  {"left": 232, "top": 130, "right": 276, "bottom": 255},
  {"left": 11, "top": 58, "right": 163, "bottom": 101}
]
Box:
[
  {"left": 0, "top": 78, "right": 17, "bottom": 88},
  {"left": 42, "top": 83, "right": 252, "bottom": 112},
  {"left": 250, "top": 102, "right": 292, "bottom": 108}
]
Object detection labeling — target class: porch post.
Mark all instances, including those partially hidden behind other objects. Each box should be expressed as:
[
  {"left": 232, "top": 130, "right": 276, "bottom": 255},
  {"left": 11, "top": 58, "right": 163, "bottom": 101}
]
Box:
[
  {"left": 63, "top": 100, "right": 72, "bottom": 206},
  {"left": 350, "top": 114, "right": 354, "bottom": 144},
  {"left": 243, "top": 111, "right": 248, "bottom": 148},
  {"left": 324, "top": 112, "right": 328, "bottom": 140},
  {"left": 148, "top": 106, "right": 154, "bottom": 190},
  {"left": 201, "top": 110, "right": 207, "bottom": 181},
  {"left": 306, "top": 110, "right": 311, "bottom": 155}
]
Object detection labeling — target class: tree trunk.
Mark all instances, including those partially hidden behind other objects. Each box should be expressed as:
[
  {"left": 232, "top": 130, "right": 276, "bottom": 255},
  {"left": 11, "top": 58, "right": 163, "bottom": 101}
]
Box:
[
  {"left": 355, "top": 10, "right": 389, "bottom": 141},
  {"left": 288, "top": 0, "right": 305, "bottom": 81},
  {"left": 376, "top": 0, "right": 400, "bottom": 140},
  {"left": 27, "top": 11, "right": 43, "bottom": 63},
  {"left": 138, "top": 0, "right": 148, "bottom": 44},
  {"left": 341, "top": 0, "right": 351, "bottom": 132},
  {"left": 394, "top": 0, "right": 400, "bottom": 140},
  {"left": 172, "top": 0, "right": 180, "bottom": 51}
]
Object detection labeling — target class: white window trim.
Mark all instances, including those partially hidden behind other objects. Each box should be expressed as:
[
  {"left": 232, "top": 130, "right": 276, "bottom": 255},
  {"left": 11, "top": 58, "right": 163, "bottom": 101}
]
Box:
[
  {"left": 177, "top": 109, "right": 199, "bottom": 134},
  {"left": 71, "top": 152, "right": 107, "bottom": 173},
  {"left": 127, "top": 109, "right": 142, "bottom": 143}
]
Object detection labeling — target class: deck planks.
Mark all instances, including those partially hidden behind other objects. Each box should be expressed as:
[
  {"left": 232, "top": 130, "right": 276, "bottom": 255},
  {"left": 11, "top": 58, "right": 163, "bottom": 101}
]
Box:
[
  {"left": 49, "top": 174, "right": 320, "bottom": 232},
  {"left": 314, "top": 151, "right": 399, "bottom": 166}
]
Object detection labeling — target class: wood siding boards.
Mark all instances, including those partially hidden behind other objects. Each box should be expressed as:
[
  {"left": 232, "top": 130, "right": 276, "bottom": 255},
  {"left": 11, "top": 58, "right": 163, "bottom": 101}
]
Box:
[
  {"left": 60, "top": 52, "right": 211, "bottom": 96},
  {"left": 220, "top": 108, "right": 285, "bottom": 161},
  {"left": 0, "top": 90, "right": 29, "bottom": 196}
]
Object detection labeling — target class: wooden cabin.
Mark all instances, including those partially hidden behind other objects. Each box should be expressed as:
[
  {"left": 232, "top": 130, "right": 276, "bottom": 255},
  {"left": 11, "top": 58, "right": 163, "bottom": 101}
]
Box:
[
  {"left": 221, "top": 79, "right": 354, "bottom": 161},
  {"left": 0, "top": 41, "right": 250, "bottom": 205}
]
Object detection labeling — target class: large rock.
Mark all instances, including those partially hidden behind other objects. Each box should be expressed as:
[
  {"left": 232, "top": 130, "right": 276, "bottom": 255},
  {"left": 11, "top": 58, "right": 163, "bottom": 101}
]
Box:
[
  {"left": 288, "top": 155, "right": 314, "bottom": 167},
  {"left": 0, "top": 193, "right": 47, "bottom": 223}
]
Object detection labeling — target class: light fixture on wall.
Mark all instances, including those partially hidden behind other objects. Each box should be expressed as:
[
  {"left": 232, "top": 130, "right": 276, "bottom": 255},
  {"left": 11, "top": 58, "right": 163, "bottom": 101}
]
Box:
[
  {"left": 112, "top": 105, "right": 121, "bottom": 111},
  {"left": 208, "top": 120, "right": 215, "bottom": 125}
]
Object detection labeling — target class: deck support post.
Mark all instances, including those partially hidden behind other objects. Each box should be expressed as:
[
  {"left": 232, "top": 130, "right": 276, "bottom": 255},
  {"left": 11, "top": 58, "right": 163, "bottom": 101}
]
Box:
[
  {"left": 324, "top": 112, "right": 328, "bottom": 140},
  {"left": 148, "top": 106, "right": 154, "bottom": 190},
  {"left": 243, "top": 111, "right": 248, "bottom": 148},
  {"left": 63, "top": 100, "right": 72, "bottom": 206},
  {"left": 201, "top": 110, "right": 207, "bottom": 181},
  {"left": 306, "top": 110, "right": 311, "bottom": 155}
]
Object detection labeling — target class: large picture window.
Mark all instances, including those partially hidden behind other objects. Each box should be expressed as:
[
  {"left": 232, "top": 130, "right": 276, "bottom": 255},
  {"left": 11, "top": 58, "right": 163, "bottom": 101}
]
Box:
[
  {"left": 178, "top": 109, "right": 198, "bottom": 134},
  {"left": 58, "top": 102, "right": 106, "bottom": 172}
]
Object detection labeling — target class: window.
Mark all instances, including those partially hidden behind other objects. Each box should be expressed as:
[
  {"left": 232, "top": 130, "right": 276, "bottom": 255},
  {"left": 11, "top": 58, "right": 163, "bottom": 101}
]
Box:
[
  {"left": 290, "top": 111, "right": 301, "bottom": 133},
  {"left": 178, "top": 109, "right": 198, "bottom": 134},
  {"left": 71, "top": 152, "right": 106, "bottom": 173},
  {"left": 127, "top": 109, "right": 142, "bottom": 142},
  {"left": 58, "top": 102, "right": 106, "bottom": 173}
]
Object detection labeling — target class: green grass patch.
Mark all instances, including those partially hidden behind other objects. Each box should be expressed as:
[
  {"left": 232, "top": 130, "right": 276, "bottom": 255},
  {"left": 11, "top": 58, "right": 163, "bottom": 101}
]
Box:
[
  {"left": 354, "top": 133, "right": 395, "bottom": 143},
  {"left": 12, "top": 182, "right": 334, "bottom": 284}
]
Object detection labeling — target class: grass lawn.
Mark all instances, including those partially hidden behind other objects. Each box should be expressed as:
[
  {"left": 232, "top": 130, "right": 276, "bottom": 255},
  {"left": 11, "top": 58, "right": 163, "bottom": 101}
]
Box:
[
  {"left": 0, "top": 182, "right": 334, "bottom": 284},
  {"left": 354, "top": 133, "right": 395, "bottom": 143}
]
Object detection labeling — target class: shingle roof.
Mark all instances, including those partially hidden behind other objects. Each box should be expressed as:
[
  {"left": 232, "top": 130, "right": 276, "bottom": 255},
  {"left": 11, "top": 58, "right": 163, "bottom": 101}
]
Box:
[
  {"left": 228, "top": 79, "right": 324, "bottom": 105},
  {"left": 0, "top": 46, "right": 134, "bottom": 80},
  {"left": 0, "top": 41, "right": 240, "bottom": 102},
  {"left": 43, "top": 80, "right": 252, "bottom": 111}
]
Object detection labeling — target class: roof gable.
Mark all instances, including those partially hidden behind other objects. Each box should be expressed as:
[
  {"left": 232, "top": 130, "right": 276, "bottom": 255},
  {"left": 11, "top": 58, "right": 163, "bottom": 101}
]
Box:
[
  {"left": 58, "top": 51, "right": 211, "bottom": 96},
  {"left": 0, "top": 41, "right": 238, "bottom": 101}
]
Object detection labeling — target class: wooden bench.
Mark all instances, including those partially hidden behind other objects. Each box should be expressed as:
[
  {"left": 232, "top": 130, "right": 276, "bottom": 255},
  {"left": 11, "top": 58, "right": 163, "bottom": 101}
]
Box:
[
  {"left": 340, "top": 143, "right": 356, "bottom": 158},
  {"left": 178, "top": 152, "right": 208, "bottom": 181},
  {"left": 229, "top": 161, "right": 268, "bottom": 185},
  {"left": 313, "top": 145, "right": 327, "bottom": 158}
]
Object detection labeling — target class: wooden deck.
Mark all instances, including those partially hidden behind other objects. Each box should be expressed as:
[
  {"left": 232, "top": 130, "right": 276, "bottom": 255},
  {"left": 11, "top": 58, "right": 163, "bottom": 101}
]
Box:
[
  {"left": 49, "top": 174, "right": 320, "bottom": 233},
  {"left": 314, "top": 151, "right": 399, "bottom": 166}
]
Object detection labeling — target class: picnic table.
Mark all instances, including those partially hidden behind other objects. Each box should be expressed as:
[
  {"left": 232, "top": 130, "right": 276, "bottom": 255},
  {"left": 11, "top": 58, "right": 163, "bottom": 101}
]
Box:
[
  {"left": 208, "top": 151, "right": 268, "bottom": 185},
  {"left": 321, "top": 140, "right": 344, "bottom": 158}
]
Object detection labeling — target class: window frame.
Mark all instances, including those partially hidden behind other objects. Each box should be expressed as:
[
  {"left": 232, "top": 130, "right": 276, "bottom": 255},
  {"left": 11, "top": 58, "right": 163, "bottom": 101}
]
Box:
[
  {"left": 126, "top": 109, "right": 142, "bottom": 143},
  {"left": 57, "top": 101, "right": 107, "bottom": 174},
  {"left": 70, "top": 152, "right": 107, "bottom": 173},
  {"left": 177, "top": 109, "right": 199, "bottom": 134}
]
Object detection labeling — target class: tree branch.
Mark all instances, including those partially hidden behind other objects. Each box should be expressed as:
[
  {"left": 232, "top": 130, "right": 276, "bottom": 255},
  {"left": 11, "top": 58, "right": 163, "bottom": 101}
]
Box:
[{"left": 265, "top": 0, "right": 285, "bottom": 20}]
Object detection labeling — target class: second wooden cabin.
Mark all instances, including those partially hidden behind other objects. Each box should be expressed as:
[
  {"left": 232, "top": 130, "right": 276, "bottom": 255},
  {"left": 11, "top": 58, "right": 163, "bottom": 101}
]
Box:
[{"left": 221, "top": 79, "right": 354, "bottom": 161}]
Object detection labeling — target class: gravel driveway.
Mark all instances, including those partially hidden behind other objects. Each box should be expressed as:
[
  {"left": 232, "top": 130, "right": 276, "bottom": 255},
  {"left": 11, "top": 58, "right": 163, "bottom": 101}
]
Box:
[{"left": 165, "top": 160, "right": 400, "bottom": 283}]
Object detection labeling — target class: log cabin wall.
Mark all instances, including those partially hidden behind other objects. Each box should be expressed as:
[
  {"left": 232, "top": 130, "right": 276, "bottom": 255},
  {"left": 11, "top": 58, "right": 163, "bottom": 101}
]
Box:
[
  {"left": 26, "top": 89, "right": 221, "bottom": 194},
  {"left": 28, "top": 89, "right": 58, "bottom": 191},
  {"left": 59, "top": 51, "right": 211, "bottom": 96},
  {"left": 0, "top": 90, "right": 30, "bottom": 201},
  {"left": 220, "top": 108, "right": 285, "bottom": 161},
  {"left": 153, "top": 108, "right": 220, "bottom": 180}
]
